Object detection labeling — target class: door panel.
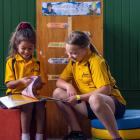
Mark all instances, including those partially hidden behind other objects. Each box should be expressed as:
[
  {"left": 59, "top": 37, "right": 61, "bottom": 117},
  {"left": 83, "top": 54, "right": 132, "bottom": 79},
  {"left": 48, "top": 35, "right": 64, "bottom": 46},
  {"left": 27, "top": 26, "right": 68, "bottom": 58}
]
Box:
[{"left": 36, "top": 0, "right": 103, "bottom": 137}]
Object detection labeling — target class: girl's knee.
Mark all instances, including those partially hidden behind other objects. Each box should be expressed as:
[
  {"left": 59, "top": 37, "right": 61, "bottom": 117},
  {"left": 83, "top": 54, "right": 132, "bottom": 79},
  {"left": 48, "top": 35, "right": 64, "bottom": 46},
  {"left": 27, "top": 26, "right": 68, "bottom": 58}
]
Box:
[
  {"left": 89, "top": 94, "right": 104, "bottom": 112},
  {"left": 53, "top": 88, "right": 66, "bottom": 99},
  {"left": 53, "top": 88, "right": 61, "bottom": 97},
  {"left": 89, "top": 94, "right": 103, "bottom": 103}
]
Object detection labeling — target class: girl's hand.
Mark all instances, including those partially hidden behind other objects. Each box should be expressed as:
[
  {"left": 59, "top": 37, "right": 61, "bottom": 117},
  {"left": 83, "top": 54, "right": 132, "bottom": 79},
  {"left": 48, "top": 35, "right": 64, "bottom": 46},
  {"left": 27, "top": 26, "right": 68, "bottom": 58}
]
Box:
[
  {"left": 20, "top": 77, "right": 32, "bottom": 86},
  {"left": 66, "top": 95, "right": 77, "bottom": 105},
  {"left": 66, "top": 84, "right": 77, "bottom": 97}
]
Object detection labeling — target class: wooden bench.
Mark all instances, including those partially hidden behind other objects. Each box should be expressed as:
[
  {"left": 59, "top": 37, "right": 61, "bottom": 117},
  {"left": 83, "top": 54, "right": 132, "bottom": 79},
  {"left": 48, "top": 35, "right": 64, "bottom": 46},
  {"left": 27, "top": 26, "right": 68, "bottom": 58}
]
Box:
[{"left": 0, "top": 109, "right": 21, "bottom": 140}]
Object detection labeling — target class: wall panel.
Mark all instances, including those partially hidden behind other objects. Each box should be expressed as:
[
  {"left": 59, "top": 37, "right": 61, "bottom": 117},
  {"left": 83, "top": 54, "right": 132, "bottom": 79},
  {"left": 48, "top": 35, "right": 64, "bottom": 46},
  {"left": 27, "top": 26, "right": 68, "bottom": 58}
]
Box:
[
  {"left": 104, "top": 0, "right": 140, "bottom": 108},
  {"left": 0, "top": 0, "right": 36, "bottom": 96}
]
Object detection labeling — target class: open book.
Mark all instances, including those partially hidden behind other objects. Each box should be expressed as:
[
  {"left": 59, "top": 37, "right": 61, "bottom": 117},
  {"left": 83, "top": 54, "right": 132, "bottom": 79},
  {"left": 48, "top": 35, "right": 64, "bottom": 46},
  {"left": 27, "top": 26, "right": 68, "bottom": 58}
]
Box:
[{"left": 0, "top": 76, "right": 66, "bottom": 109}]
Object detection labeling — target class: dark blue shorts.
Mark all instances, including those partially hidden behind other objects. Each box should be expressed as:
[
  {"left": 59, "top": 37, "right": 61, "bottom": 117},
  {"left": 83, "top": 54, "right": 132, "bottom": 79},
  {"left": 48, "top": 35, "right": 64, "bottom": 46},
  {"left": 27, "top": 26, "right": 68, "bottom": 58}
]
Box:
[{"left": 86, "top": 96, "right": 126, "bottom": 120}]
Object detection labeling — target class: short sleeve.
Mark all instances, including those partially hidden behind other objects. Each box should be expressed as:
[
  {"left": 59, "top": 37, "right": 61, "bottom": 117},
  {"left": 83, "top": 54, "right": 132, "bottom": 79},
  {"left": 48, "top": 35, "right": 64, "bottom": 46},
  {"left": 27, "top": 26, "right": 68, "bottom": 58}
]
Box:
[
  {"left": 5, "top": 59, "right": 15, "bottom": 83},
  {"left": 91, "top": 59, "right": 110, "bottom": 88},
  {"left": 60, "top": 61, "right": 73, "bottom": 81}
]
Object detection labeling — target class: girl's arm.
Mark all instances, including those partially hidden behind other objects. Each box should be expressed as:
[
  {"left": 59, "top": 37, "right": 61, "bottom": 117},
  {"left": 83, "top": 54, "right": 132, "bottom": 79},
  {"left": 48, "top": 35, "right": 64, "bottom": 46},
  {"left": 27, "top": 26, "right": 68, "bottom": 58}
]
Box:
[
  {"left": 56, "top": 78, "right": 77, "bottom": 96},
  {"left": 6, "top": 77, "right": 32, "bottom": 89}
]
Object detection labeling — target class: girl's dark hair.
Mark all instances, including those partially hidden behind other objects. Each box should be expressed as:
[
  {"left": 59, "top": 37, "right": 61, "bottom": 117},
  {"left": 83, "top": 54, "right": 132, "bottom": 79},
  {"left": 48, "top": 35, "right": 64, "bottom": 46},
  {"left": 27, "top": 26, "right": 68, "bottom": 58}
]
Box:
[
  {"left": 8, "top": 21, "right": 36, "bottom": 58},
  {"left": 66, "top": 31, "right": 99, "bottom": 54}
]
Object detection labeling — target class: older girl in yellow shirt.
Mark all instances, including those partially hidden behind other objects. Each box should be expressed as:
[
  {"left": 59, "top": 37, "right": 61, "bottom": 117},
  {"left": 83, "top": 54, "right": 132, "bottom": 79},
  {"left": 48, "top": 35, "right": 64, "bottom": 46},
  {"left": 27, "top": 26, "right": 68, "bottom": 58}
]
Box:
[{"left": 53, "top": 31, "right": 126, "bottom": 140}]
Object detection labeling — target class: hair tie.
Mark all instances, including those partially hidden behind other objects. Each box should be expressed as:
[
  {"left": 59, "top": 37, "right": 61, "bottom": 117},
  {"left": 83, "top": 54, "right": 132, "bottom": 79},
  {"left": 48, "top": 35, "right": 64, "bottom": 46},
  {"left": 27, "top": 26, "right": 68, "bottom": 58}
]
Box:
[{"left": 18, "top": 22, "right": 31, "bottom": 31}]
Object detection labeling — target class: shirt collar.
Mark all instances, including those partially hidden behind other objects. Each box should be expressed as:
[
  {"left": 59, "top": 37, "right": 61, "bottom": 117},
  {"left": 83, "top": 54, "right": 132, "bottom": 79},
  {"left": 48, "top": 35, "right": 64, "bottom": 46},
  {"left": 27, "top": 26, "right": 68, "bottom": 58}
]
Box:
[{"left": 15, "top": 54, "right": 35, "bottom": 63}]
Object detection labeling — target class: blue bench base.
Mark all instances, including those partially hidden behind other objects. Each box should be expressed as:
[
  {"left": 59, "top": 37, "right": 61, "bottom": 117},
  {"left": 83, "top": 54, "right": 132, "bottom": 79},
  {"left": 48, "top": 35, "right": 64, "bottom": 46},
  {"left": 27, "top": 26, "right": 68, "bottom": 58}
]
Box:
[
  {"left": 91, "top": 109, "right": 140, "bottom": 139},
  {"left": 91, "top": 128, "right": 140, "bottom": 139}
]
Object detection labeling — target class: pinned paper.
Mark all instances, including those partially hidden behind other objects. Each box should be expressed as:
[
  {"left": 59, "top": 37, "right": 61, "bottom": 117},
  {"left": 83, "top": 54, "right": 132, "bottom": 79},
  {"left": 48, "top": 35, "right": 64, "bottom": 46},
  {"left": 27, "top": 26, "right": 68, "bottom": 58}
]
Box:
[
  {"left": 48, "top": 42, "right": 65, "bottom": 48},
  {"left": 42, "top": 1, "right": 101, "bottom": 16},
  {"left": 47, "top": 23, "right": 68, "bottom": 29},
  {"left": 48, "top": 58, "right": 68, "bottom": 64},
  {"left": 48, "top": 75, "right": 59, "bottom": 80}
]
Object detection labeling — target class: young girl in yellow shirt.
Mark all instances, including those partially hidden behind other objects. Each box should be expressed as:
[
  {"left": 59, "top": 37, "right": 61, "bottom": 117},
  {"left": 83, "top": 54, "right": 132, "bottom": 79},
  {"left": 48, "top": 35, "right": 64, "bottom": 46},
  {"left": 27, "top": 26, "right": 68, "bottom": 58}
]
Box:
[{"left": 5, "top": 22, "right": 45, "bottom": 140}]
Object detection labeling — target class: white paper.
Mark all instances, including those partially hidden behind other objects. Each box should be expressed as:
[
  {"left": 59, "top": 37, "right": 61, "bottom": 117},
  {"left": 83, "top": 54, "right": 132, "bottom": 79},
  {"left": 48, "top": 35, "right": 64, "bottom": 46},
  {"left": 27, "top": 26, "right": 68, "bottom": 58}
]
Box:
[{"left": 21, "top": 76, "right": 38, "bottom": 98}]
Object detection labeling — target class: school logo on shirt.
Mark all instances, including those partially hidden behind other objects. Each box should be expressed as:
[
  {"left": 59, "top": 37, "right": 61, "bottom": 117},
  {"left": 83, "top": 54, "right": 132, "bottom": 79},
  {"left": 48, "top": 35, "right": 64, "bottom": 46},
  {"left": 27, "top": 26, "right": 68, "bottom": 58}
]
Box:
[{"left": 82, "top": 72, "right": 91, "bottom": 78}]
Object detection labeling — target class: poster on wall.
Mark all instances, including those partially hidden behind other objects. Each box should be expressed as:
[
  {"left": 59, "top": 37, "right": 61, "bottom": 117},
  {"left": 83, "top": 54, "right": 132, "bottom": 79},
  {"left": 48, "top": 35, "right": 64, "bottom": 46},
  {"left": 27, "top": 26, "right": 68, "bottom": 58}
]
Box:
[{"left": 42, "top": 1, "right": 101, "bottom": 16}]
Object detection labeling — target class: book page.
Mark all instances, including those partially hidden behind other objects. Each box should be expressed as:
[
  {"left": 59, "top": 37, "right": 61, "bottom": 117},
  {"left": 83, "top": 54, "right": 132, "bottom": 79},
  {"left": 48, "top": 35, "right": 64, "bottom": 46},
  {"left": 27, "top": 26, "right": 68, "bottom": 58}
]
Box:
[
  {"left": 0, "top": 94, "right": 38, "bottom": 108},
  {"left": 21, "top": 76, "right": 38, "bottom": 98}
]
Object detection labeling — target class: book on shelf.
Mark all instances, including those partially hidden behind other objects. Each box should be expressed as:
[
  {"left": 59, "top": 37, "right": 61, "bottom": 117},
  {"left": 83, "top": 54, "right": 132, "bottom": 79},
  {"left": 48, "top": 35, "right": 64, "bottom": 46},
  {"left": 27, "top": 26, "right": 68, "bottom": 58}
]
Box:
[{"left": 0, "top": 76, "right": 66, "bottom": 109}]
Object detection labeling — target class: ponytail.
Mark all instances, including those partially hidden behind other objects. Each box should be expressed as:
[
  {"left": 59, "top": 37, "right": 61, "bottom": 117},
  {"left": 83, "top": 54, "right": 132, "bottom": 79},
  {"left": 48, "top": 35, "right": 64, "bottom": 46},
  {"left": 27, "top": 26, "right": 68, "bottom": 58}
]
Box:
[{"left": 89, "top": 43, "right": 99, "bottom": 55}]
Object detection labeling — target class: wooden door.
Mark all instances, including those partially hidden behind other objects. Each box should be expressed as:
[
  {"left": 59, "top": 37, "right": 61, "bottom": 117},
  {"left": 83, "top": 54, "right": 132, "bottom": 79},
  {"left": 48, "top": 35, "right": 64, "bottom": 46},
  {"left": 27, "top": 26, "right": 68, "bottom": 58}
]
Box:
[{"left": 36, "top": 0, "right": 103, "bottom": 138}]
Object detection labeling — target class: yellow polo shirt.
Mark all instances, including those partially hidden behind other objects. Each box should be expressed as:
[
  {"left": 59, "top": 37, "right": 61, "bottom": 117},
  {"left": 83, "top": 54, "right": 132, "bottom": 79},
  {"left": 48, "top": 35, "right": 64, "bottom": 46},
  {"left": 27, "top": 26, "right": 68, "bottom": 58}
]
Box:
[
  {"left": 60, "top": 52, "right": 126, "bottom": 105},
  {"left": 5, "top": 54, "right": 40, "bottom": 94}
]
